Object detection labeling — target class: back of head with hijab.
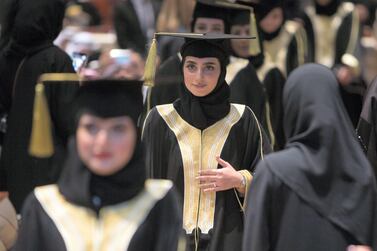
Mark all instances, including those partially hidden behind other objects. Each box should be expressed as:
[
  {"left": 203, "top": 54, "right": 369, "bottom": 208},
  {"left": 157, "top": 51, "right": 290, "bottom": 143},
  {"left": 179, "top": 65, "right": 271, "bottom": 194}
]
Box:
[
  {"left": 0, "top": 0, "right": 66, "bottom": 56},
  {"left": 58, "top": 79, "right": 146, "bottom": 212},
  {"left": 258, "top": 64, "right": 377, "bottom": 246},
  {"left": 174, "top": 36, "right": 231, "bottom": 130}
]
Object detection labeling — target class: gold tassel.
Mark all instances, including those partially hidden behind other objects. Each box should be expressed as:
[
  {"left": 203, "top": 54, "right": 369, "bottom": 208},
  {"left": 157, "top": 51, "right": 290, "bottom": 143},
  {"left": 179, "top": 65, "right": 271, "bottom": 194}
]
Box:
[
  {"left": 143, "top": 36, "right": 158, "bottom": 87},
  {"left": 29, "top": 83, "right": 54, "bottom": 158},
  {"left": 249, "top": 12, "right": 261, "bottom": 56}
]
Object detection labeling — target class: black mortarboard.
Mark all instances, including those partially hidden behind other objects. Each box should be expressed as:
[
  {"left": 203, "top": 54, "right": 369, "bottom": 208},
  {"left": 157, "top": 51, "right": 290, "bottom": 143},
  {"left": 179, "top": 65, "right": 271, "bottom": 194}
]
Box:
[
  {"left": 143, "top": 32, "right": 255, "bottom": 87},
  {"left": 29, "top": 73, "right": 144, "bottom": 158},
  {"left": 240, "top": 0, "right": 283, "bottom": 21},
  {"left": 191, "top": 0, "right": 232, "bottom": 33}
]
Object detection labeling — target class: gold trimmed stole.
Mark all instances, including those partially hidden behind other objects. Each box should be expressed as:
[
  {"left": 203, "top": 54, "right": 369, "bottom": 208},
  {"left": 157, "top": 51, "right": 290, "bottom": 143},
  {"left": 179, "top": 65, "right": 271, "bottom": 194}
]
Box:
[
  {"left": 306, "top": 2, "right": 357, "bottom": 68},
  {"left": 263, "top": 20, "right": 305, "bottom": 77},
  {"left": 34, "top": 180, "right": 173, "bottom": 251},
  {"left": 156, "top": 103, "right": 245, "bottom": 234}
]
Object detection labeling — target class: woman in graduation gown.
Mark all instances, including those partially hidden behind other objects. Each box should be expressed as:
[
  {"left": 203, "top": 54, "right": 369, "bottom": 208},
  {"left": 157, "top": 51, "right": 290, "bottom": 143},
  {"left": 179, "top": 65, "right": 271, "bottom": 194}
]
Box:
[
  {"left": 243, "top": 64, "right": 377, "bottom": 251},
  {"left": 143, "top": 33, "right": 271, "bottom": 251},
  {"left": 357, "top": 77, "right": 377, "bottom": 177},
  {"left": 149, "top": 1, "right": 266, "bottom": 127},
  {"left": 229, "top": 5, "right": 286, "bottom": 150},
  {"left": 250, "top": 0, "right": 308, "bottom": 78},
  {"left": 13, "top": 79, "right": 182, "bottom": 251},
  {"left": 0, "top": 0, "right": 77, "bottom": 212},
  {"left": 302, "top": 0, "right": 364, "bottom": 127}
]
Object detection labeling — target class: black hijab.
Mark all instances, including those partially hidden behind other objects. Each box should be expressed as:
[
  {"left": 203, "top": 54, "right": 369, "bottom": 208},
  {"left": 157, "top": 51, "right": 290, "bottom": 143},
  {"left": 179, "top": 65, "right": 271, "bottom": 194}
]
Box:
[
  {"left": 229, "top": 8, "right": 266, "bottom": 67},
  {"left": 191, "top": 1, "right": 231, "bottom": 33},
  {"left": 315, "top": 0, "right": 341, "bottom": 16},
  {"left": 357, "top": 78, "right": 377, "bottom": 176},
  {"left": 174, "top": 39, "right": 231, "bottom": 130},
  {"left": 258, "top": 64, "right": 377, "bottom": 246},
  {"left": 250, "top": 0, "right": 285, "bottom": 41},
  {"left": 58, "top": 80, "right": 146, "bottom": 212},
  {"left": 0, "top": 0, "right": 65, "bottom": 56}
]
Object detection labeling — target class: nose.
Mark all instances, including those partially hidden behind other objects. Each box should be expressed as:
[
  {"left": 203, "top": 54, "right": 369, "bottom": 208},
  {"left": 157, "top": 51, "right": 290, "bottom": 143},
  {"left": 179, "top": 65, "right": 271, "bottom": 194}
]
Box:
[
  {"left": 94, "top": 129, "right": 109, "bottom": 149},
  {"left": 194, "top": 68, "right": 204, "bottom": 83}
]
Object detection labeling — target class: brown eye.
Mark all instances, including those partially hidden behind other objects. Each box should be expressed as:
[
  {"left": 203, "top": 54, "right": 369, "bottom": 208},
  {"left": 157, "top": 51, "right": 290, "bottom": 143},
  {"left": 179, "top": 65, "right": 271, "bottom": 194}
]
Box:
[
  {"left": 83, "top": 123, "right": 98, "bottom": 134},
  {"left": 186, "top": 64, "right": 196, "bottom": 71}
]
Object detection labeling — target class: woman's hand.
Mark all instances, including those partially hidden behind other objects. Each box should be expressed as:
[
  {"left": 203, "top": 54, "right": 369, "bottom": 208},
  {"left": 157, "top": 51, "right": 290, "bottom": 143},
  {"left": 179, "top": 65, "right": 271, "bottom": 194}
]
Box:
[
  {"left": 347, "top": 245, "right": 372, "bottom": 251},
  {"left": 196, "top": 156, "right": 244, "bottom": 193}
]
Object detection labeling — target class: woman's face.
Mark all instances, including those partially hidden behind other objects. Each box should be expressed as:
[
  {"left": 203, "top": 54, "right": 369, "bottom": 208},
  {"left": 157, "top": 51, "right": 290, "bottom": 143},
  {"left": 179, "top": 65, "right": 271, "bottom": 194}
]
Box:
[
  {"left": 231, "top": 24, "right": 250, "bottom": 58},
  {"left": 76, "top": 114, "right": 137, "bottom": 176},
  {"left": 194, "top": 17, "right": 225, "bottom": 33},
  {"left": 259, "top": 7, "right": 284, "bottom": 34},
  {"left": 183, "top": 56, "right": 221, "bottom": 97}
]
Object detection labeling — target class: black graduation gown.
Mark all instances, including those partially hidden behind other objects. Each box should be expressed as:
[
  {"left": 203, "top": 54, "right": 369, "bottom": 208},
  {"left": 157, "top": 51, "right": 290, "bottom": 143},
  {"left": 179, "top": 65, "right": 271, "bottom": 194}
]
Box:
[
  {"left": 0, "top": 46, "right": 77, "bottom": 212},
  {"left": 228, "top": 63, "right": 267, "bottom": 130},
  {"left": 243, "top": 165, "right": 364, "bottom": 251},
  {"left": 262, "top": 20, "right": 308, "bottom": 78},
  {"left": 149, "top": 54, "right": 182, "bottom": 108},
  {"left": 231, "top": 61, "right": 286, "bottom": 150},
  {"left": 143, "top": 101, "right": 271, "bottom": 251},
  {"left": 303, "top": 2, "right": 364, "bottom": 127},
  {"left": 13, "top": 181, "right": 181, "bottom": 251},
  {"left": 256, "top": 63, "right": 286, "bottom": 150}
]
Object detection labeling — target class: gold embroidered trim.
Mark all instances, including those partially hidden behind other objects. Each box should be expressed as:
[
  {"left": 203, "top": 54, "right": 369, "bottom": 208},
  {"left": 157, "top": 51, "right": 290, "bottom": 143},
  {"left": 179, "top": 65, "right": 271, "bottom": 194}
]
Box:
[
  {"left": 34, "top": 180, "right": 172, "bottom": 251},
  {"left": 226, "top": 56, "right": 249, "bottom": 84},
  {"left": 156, "top": 104, "right": 245, "bottom": 234},
  {"left": 306, "top": 3, "right": 356, "bottom": 68},
  {"left": 263, "top": 20, "right": 301, "bottom": 77}
]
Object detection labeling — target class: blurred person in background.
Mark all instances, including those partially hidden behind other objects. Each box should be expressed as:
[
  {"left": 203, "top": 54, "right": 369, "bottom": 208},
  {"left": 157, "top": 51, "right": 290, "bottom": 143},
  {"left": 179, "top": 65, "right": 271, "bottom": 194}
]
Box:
[
  {"left": 0, "top": 0, "right": 77, "bottom": 212},
  {"left": 230, "top": 1, "right": 286, "bottom": 150},
  {"left": 156, "top": 0, "right": 196, "bottom": 62},
  {"left": 13, "top": 77, "right": 182, "bottom": 251},
  {"left": 113, "top": 0, "right": 161, "bottom": 57},
  {"left": 64, "top": 0, "right": 102, "bottom": 27},
  {"left": 303, "top": 0, "right": 364, "bottom": 127},
  {"left": 249, "top": 0, "right": 309, "bottom": 78}
]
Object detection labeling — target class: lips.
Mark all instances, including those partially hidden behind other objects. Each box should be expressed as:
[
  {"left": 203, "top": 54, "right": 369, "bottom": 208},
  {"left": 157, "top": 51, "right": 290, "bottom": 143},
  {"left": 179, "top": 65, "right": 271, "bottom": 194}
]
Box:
[
  {"left": 94, "top": 152, "right": 112, "bottom": 159},
  {"left": 192, "top": 83, "right": 207, "bottom": 89}
]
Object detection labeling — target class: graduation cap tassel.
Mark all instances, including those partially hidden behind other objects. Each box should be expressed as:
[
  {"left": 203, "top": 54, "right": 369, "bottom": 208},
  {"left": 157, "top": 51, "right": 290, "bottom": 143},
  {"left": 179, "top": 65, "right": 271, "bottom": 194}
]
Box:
[
  {"left": 249, "top": 12, "right": 261, "bottom": 56},
  {"left": 29, "top": 83, "right": 54, "bottom": 158},
  {"left": 143, "top": 36, "right": 158, "bottom": 87}
]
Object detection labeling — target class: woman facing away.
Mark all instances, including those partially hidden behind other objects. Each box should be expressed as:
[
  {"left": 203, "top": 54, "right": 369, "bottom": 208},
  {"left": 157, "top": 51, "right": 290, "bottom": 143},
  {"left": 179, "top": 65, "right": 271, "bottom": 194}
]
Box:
[
  {"left": 143, "top": 33, "right": 271, "bottom": 251},
  {"left": 243, "top": 64, "right": 377, "bottom": 251},
  {"left": 13, "top": 78, "right": 182, "bottom": 251}
]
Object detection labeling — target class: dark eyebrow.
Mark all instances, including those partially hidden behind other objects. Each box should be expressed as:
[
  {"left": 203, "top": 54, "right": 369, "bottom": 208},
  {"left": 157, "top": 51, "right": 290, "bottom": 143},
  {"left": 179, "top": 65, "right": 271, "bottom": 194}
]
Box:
[
  {"left": 185, "top": 60, "right": 197, "bottom": 65},
  {"left": 203, "top": 62, "right": 217, "bottom": 66}
]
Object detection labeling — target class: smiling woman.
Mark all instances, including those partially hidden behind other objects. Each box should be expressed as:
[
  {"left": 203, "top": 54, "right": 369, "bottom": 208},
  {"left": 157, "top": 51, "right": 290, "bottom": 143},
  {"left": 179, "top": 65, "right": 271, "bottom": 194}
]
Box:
[
  {"left": 13, "top": 78, "right": 182, "bottom": 251},
  {"left": 183, "top": 56, "right": 221, "bottom": 97},
  {"left": 76, "top": 114, "right": 137, "bottom": 176},
  {"left": 143, "top": 32, "right": 272, "bottom": 251}
]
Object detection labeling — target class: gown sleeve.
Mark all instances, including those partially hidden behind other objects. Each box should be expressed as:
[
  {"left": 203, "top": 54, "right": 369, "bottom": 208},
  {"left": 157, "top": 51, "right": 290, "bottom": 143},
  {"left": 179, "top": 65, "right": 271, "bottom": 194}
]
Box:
[
  {"left": 13, "top": 192, "right": 65, "bottom": 251},
  {"left": 142, "top": 108, "right": 171, "bottom": 179}
]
